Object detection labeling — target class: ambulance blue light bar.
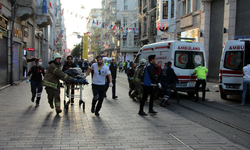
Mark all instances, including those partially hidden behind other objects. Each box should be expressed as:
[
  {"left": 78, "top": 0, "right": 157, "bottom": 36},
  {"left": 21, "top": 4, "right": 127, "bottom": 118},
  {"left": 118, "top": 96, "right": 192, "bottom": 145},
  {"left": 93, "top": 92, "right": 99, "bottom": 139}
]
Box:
[{"left": 233, "top": 36, "right": 250, "bottom": 39}]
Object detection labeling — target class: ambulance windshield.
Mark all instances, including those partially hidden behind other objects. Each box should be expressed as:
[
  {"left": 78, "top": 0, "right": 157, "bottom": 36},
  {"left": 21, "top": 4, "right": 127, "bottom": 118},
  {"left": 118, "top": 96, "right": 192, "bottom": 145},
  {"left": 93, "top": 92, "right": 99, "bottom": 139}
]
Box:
[
  {"left": 224, "top": 51, "right": 243, "bottom": 70},
  {"left": 174, "top": 51, "right": 204, "bottom": 69}
]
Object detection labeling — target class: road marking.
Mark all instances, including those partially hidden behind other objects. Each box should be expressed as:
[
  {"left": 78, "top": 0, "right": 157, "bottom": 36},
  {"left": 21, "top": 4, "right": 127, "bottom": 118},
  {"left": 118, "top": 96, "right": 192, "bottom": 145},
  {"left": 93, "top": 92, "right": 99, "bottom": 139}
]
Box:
[{"left": 169, "top": 133, "right": 194, "bottom": 150}]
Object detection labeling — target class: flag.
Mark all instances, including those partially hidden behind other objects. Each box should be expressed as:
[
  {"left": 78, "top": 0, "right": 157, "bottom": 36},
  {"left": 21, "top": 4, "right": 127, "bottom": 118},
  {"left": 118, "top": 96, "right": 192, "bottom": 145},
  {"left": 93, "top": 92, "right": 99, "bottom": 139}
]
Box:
[
  {"left": 161, "top": 23, "right": 164, "bottom": 30},
  {"left": 157, "top": 23, "right": 160, "bottom": 31},
  {"left": 59, "top": 34, "right": 63, "bottom": 39},
  {"left": 112, "top": 26, "right": 116, "bottom": 30},
  {"left": 88, "top": 35, "right": 91, "bottom": 38},
  {"left": 110, "top": 25, "right": 113, "bottom": 29},
  {"left": 164, "top": 23, "right": 168, "bottom": 30},
  {"left": 61, "top": 8, "right": 64, "bottom": 16},
  {"left": 133, "top": 28, "right": 135, "bottom": 34},
  {"left": 105, "top": 23, "right": 107, "bottom": 27},
  {"left": 96, "top": 36, "right": 98, "bottom": 39},
  {"left": 49, "top": 2, "right": 53, "bottom": 9},
  {"left": 55, "top": 6, "right": 60, "bottom": 17},
  {"left": 97, "top": 21, "right": 99, "bottom": 25},
  {"left": 42, "top": 0, "right": 47, "bottom": 14}
]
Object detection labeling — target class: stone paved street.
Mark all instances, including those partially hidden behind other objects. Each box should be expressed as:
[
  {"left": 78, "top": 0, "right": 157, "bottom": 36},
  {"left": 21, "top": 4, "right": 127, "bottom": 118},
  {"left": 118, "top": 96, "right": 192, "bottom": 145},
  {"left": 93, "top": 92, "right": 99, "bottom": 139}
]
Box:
[{"left": 0, "top": 73, "right": 247, "bottom": 150}]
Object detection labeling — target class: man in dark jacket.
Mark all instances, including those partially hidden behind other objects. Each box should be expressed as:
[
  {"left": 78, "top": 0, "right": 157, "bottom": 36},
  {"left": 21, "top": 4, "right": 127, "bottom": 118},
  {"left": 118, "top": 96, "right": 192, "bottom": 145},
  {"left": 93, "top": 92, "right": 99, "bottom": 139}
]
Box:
[
  {"left": 105, "top": 58, "right": 118, "bottom": 99},
  {"left": 138, "top": 55, "right": 158, "bottom": 116},
  {"left": 127, "top": 62, "right": 136, "bottom": 97},
  {"left": 159, "top": 61, "right": 180, "bottom": 106},
  {"left": 62, "top": 55, "right": 77, "bottom": 103}
]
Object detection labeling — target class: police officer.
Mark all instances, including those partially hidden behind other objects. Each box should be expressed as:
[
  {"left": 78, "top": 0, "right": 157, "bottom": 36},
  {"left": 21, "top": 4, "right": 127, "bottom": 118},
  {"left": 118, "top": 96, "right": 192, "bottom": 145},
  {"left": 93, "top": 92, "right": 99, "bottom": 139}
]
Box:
[
  {"left": 62, "top": 55, "right": 77, "bottom": 104},
  {"left": 131, "top": 59, "right": 147, "bottom": 101},
  {"left": 43, "top": 53, "right": 74, "bottom": 114},
  {"left": 27, "top": 59, "right": 45, "bottom": 107},
  {"left": 192, "top": 62, "right": 208, "bottom": 102}
]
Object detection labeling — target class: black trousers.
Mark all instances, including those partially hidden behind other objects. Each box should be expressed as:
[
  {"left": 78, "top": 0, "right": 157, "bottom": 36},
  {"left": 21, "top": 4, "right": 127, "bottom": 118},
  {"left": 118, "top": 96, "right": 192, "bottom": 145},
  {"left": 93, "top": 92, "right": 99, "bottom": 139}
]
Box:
[
  {"left": 66, "top": 85, "right": 75, "bottom": 100},
  {"left": 106, "top": 79, "right": 116, "bottom": 97},
  {"left": 195, "top": 80, "right": 206, "bottom": 100},
  {"left": 92, "top": 84, "right": 106, "bottom": 113},
  {"left": 30, "top": 80, "right": 43, "bottom": 104},
  {"left": 139, "top": 86, "right": 155, "bottom": 112}
]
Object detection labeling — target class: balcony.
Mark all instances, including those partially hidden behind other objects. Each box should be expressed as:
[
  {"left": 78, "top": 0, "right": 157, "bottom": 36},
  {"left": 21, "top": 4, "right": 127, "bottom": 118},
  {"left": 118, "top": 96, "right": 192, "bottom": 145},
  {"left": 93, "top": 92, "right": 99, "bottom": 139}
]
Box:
[
  {"left": 16, "top": 0, "right": 36, "bottom": 20},
  {"left": 35, "top": 4, "right": 52, "bottom": 28}
]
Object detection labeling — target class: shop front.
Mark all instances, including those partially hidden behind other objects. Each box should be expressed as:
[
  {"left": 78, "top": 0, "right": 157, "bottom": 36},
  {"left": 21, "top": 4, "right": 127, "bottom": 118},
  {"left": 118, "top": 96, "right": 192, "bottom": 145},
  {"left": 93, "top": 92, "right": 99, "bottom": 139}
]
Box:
[
  {"left": 0, "top": 15, "right": 8, "bottom": 88},
  {"left": 13, "top": 23, "right": 23, "bottom": 82}
]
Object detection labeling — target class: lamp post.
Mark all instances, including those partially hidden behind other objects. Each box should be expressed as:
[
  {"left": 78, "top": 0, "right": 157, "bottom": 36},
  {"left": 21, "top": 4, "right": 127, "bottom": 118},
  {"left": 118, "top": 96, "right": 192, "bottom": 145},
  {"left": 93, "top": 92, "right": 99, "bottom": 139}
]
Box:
[{"left": 115, "top": 20, "right": 121, "bottom": 62}]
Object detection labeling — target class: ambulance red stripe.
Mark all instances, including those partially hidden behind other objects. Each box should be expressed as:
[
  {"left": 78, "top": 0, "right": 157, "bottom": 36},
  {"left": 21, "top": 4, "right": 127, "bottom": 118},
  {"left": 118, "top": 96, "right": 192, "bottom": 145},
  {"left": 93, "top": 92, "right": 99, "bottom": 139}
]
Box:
[{"left": 155, "top": 46, "right": 169, "bottom": 49}]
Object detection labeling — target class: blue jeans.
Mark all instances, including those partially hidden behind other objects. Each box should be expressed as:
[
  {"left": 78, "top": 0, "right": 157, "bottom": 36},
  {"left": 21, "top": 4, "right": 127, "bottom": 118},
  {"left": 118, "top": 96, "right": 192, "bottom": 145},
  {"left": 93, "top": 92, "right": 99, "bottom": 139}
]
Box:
[{"left": 242, "top": 80, "right": 250, "bottom": 105}]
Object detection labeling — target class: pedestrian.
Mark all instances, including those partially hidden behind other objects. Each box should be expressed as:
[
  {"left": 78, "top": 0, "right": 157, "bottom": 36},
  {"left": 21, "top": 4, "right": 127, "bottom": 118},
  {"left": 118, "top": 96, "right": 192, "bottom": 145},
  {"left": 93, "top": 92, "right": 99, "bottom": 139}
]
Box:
[
  {"left": 62, "top": 55, "right": 77, "bottom": 104},
  {"left": 43, "top": 53, "right": 74, "bottom": 114},
  {"left": 126, "top": 60, "right": 130, "bottom": 74},
  {"left": 242, "top": 59, "right": 250, "bottom": 106},
  {"left": 84, "top": 60, "right": 89, "bottom": 72},
  {"left": 27, "top": 58, "right": 45, "bottom": 107},
  {"left": 106, "top": 58, "right": 118, "bottom": 99},
  {"left": 138, "top": 55, "right": 159, "bottom": 116},
  {"left": 131, "top": 59, "right": 147, "bottom": 101},
  {"left": 192, "top": 62, "right": 208, "bottom": 102},
  {"left": 122, "top": 61, "right": 126, "bottom": 73},
  {"left": 23, "top": 55, "right": 28, "bottom": 77},
  {"left": 85, "top": 56, "right": 113, "bottom": 116},
  {"left": 154, "top": 62, "right": 162, "bottom": 100},
  {"left": 79, "top": 58, "right": 85, "bottom": 73},
  {"left": 127, "top": 62, "right": 136, "bottom": 97},
  {"left": 118, "top": 61, "right": 123, "bottom": 72},
  {"left": 158, "top": 61, "right": 180, "bottom": 106}
]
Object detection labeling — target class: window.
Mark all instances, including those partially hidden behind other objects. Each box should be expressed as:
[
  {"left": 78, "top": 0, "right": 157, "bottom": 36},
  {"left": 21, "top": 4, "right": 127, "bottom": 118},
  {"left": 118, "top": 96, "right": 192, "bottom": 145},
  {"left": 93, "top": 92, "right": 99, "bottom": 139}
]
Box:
[
  {"left": 143, "top": 22, "right": 147, "bottom": 34},
  {"left": 171, "top": 0, "right": 174, "bottom": 18},
  {"left": 124, "top": 0, "right": 128, "bottom": 10},
  {"left": 123, "top": 17, "right": 127, "bottom": 27},
  {"left": 196, "top": 0, "right": 201, "bottom": 11},
  {"left": 187, "top": 0, "right": 192, "bottom": 13},
  {"left": 183, "top": 1, "right": 186, "bottom": 15},
  {"left": 151, "top": 0, "right": 156, "bottom": 7},
  {"left": 224, "top": 51, "right": 243, "bottom": 70},
  {"left": 123, "top": 35, "right": 127, "bottom": 46},
  {"left": 134, "top": 53, "right": 141, "bottom": 64},
  {"left": 174, "top": 51, "right": 204, "bottom": 69},
  {"left": 150, "top": 21, "right": 154, "bottom": 33},
  {"left": 163, "top": 1, "right": 168, "bottom": 19},
  {"left": 134, "top": 22, "right": 137, "bottom": 28},
  {"left": 178, "top": 3, "right": 182, "bottom": 17},
  {"left": 112, "top": 6, "right": 116, "bottom": 14}
]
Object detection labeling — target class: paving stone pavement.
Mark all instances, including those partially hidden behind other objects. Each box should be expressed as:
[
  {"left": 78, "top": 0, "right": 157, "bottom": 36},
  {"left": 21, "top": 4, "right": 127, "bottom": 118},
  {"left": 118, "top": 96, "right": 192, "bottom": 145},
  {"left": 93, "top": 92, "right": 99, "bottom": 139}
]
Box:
[{"left": 0, "top": 74, "right": 247, "bottom": 150}]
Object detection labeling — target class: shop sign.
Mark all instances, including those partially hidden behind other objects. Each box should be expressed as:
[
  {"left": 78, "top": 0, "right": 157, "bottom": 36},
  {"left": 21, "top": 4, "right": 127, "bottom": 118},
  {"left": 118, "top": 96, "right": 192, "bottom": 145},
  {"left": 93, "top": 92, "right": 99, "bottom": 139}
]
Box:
[
  {"left": 27, "top": 48, "right": 34, "bottom": 51},
  {"left": 0, "top": 15, "right": 7, "bottom": 31},
  {"left": 14, "top": 27, "right": 22, "bottom": 38},
  {"left": 181, "top": 15, "right": 193, "bottom": 28}
]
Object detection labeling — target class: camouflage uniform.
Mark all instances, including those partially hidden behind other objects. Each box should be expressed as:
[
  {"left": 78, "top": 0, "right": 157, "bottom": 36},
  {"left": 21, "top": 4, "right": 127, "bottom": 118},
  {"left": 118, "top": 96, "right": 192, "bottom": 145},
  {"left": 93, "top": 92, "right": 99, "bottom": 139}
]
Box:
[{"left": 131, "top": 59, "right": 147, "bottom": 101}]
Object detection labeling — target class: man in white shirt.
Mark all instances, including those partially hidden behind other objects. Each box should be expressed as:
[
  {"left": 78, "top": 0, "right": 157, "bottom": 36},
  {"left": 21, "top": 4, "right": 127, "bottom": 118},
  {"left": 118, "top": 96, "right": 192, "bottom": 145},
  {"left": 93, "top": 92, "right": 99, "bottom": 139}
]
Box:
[
  {"left": 85, "top": 56, "right": 113, "bottom": 116},
  {"left": 242, "top": 59, "right": 250, "bottom": 106}
]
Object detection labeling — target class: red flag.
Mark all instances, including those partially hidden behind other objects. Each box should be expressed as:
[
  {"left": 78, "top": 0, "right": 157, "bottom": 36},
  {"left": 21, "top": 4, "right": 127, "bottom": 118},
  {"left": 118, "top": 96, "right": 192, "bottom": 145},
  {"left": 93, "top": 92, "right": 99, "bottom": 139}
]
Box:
[
  {"left": 61, "top": 9, "right": 64, "bottom": 16},
  {"left": 105, "top": 24, "right": 107, "bottom": 27},
  {"left": 88, "top": 35, "right": 91, "bottom": 38},
  {"left": 112, "top": 26, "right": 116, "bottom": 30},
  {"left": 96, "top": 36, "right": 98, "bottom": 39},
  {"left": 97, "top": 21, "right": 99, "bottom": 25},
  {"left": 49, "top": 2, "right": 53, "bottom": 9}
]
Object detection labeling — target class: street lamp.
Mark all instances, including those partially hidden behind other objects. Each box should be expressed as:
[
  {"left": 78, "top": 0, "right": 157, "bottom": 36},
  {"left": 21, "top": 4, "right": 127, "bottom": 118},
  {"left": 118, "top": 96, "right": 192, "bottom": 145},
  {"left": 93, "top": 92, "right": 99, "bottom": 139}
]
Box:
[{"left": 115, "top": 20, "right": 121, "bottom": 61}]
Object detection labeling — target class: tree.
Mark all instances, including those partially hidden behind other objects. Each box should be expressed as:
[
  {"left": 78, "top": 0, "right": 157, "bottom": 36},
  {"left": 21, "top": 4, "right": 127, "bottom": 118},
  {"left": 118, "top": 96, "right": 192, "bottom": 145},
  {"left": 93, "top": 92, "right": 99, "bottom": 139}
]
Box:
[
  {"left": 71, "top": 43, "right": 81, "bottom": 57},
  {"left": 90, "top": 28, "right": 102, "bottom": 57}
]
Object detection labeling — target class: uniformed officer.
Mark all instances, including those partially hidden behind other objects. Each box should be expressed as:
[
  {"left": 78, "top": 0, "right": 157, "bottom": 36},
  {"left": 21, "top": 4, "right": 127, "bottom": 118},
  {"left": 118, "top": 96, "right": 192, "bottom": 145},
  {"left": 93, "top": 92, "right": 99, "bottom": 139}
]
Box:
[
  {"left": 192, "top": 62, "right": 208, "bottom": 102},
  {"left": 43, "top": 53, "right": 74, "bottom": 114},
  {"left": 131, "top": 59, "right": 147, "bottom": 101},
  {"left": 27, "top": 59, "right": 45, "bottom": 107}
]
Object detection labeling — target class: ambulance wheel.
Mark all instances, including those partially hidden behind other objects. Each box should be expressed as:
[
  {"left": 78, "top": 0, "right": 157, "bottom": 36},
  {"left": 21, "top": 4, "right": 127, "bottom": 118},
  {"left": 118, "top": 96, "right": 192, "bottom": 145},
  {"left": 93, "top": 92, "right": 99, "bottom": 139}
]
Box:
[
  {"left": 187, "top": 92, "right": 195, "bottom": 97},
  {"left": 220, "top": 92, "right": 227, "bottom": 99}
]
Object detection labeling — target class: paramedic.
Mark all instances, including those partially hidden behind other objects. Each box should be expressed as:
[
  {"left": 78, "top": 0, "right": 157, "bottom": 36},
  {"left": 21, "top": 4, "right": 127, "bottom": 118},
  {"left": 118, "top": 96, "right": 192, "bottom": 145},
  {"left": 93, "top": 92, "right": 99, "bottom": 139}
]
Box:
[
  {"left": 62, "top": 55, "right": 77, "bottom": 104},
  {"left": 85, "top": 56, "right": 113, "bottom": 116},
  {"left": 192, "top": 62, "right": 208, "bottom": 102}
]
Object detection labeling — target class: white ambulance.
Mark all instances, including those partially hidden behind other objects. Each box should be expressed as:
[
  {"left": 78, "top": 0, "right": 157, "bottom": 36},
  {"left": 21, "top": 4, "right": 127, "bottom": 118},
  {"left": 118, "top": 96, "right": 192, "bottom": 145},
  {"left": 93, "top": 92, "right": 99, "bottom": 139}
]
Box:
[
  {"left": 219, "top": 36, "right": 250, "bottom": 99},
  {"left": 134, "top": 39, "right": 207, "bottom": 96}
]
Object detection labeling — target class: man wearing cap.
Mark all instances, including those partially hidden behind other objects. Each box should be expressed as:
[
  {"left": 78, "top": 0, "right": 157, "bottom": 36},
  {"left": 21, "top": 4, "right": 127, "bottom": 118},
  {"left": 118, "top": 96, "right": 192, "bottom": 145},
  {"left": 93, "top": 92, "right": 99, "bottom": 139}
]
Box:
[
  {"left": 192, "top": 62, "right": 208, "bottom": 102},
  {"left": 43, "top": 53, "right": 74, "bottom": 114}
]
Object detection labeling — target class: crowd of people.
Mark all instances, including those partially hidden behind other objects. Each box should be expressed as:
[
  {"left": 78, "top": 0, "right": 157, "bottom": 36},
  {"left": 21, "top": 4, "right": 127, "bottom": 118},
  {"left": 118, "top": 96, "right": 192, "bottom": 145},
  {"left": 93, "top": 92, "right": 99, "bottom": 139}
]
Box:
[{"left": 25, "top": 52, "right": 250, "bottom": 116}]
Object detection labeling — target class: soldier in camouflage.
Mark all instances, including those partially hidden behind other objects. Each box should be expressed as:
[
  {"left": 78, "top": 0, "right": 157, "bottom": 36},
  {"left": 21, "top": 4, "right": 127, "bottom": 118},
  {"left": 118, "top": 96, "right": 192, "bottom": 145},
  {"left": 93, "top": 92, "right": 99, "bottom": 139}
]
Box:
[{"left": 131, "top": 59, "right": 147, "bottom": 101}]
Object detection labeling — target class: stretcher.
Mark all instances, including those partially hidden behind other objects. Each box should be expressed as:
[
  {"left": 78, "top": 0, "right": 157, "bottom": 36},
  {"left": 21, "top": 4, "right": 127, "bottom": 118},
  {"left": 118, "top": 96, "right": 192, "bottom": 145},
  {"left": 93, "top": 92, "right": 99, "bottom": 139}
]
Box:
[{"left": 63, "top": 78, "right": 88, "bottom": 111}]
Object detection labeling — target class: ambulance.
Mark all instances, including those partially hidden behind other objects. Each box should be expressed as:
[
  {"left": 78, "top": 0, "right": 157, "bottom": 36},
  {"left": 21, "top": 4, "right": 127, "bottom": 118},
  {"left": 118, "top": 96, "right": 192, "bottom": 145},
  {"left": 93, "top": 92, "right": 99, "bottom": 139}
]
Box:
[
  {"left": 134, "top": 39, "right": 206, "bottom": 96},
  {"left": 219, "top": 36, "right": 250, "bottom": 99}
]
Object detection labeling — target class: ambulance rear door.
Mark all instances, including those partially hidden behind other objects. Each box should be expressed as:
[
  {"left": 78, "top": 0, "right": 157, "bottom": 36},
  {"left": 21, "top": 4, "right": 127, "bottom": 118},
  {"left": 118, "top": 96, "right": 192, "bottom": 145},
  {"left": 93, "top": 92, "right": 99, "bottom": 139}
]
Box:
[{"left": 172, "top": 42, "right": 206, "bottom": 93}]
